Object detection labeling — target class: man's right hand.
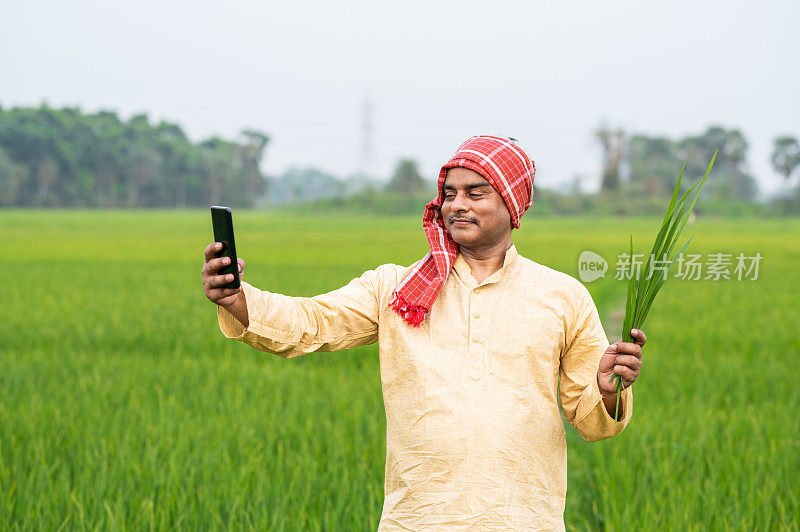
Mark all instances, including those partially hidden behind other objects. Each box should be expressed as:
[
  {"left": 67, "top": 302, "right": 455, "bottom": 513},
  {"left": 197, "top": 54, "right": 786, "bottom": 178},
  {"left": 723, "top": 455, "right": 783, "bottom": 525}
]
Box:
[{"left": 202, "top": 242, "right": 248, "bottom": 326}]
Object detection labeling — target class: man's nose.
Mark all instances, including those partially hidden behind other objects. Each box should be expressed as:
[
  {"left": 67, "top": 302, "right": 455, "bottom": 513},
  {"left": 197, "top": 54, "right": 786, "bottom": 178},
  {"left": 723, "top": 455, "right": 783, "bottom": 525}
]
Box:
[{"left": 451, "top": 192, "right": 469, "bottom": 211}]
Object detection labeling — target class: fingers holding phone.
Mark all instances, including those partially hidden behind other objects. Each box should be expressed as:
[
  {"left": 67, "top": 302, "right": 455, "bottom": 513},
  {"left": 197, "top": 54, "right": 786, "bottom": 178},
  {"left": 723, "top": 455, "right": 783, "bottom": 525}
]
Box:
[
  {"left": 205, "top": 207, "right": 250, "bottom": 328},
  {"left": 210, "top": 206, "right": 241, "bottom": 287},
  {"left": 202, "top": 242, "right": 245, "bottom": 306}
]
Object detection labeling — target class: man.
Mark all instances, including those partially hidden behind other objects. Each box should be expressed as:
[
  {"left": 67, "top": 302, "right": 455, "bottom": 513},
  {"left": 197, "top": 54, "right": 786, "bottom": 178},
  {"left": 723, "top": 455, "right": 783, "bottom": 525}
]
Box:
[{"left": 202, "top": 135, "right": 645, "bottom": 530}]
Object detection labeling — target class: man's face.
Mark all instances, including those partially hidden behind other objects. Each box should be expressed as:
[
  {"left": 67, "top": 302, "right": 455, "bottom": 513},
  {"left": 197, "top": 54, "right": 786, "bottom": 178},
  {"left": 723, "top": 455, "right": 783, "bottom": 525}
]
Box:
[{"left": 440, "top": 167, "right": 512, "bottom": 249}]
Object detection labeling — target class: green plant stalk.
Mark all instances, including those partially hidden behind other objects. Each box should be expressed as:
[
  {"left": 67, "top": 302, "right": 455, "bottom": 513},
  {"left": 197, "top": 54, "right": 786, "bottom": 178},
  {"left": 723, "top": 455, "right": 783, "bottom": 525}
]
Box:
[{"left": 609, "top": 150, "right": 717, "bottom": 421}]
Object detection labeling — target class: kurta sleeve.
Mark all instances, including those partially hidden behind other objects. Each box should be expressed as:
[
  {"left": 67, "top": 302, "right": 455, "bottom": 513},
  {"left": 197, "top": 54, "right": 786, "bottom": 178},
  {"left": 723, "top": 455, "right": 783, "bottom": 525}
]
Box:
[
  {"left": 216, "top": 266, "right": 383, "bottom": 358},
  {"left": 558, "top": 282, "right": 633, "bottom": 442}
]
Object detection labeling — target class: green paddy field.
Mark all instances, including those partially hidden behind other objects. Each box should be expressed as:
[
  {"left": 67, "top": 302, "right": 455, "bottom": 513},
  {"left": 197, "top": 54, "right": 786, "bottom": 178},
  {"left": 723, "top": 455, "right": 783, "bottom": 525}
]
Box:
[{"left": 2, "top": 210, "right": 798, "bottom": 530}]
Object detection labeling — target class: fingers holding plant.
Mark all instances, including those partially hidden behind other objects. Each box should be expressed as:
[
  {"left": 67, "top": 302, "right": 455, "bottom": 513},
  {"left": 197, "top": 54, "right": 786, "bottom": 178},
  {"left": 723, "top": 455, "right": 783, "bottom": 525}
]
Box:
[
  {"left": 598, "top": 333, "right": 644, "bottom": 394},
  {"left": 631, "top": 328, "right": 647, "bottom": 347}
]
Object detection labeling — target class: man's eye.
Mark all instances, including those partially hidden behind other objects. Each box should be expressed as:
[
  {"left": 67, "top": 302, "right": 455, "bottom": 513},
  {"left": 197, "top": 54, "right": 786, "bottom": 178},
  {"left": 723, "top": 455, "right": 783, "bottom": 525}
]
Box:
[
  {"left": 469, "top": 193, "right": 483, "bottom": 198},
  {"left": 443, "top": 194, "right": 455, "bottom": 200}
]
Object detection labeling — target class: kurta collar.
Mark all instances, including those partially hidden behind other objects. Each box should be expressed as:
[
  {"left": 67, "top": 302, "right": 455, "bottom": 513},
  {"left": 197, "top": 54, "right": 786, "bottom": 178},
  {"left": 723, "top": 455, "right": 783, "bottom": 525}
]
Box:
[{"left": 452, "top": 243, "right": 519, "bottom": 288}]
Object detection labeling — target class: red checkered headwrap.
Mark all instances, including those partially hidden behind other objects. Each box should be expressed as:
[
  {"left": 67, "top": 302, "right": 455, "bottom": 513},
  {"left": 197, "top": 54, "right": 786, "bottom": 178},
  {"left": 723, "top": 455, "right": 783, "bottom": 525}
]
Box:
[{"left": 389, "top": 135, "right": 535, "bottom": 326}]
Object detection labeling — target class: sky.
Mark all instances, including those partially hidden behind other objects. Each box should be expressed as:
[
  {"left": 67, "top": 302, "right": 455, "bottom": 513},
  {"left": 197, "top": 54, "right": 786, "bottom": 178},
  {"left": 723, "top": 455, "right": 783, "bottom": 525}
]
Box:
[{"left": 2, "top": 0, "right": 798, "bottom": 197}]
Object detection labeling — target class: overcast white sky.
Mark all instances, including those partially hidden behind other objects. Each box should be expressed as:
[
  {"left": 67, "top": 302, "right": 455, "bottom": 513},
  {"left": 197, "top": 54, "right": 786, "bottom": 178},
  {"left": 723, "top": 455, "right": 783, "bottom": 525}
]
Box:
[{"left": 2, "top": 0, "right": 798, "bottom": 197}]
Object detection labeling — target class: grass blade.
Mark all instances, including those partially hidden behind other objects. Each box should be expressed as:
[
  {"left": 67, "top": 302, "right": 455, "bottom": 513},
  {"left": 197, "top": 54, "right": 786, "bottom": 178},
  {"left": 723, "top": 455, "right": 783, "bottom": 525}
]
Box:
[{"left": 612, "top": 152, "right": 716, "bottom": 415}]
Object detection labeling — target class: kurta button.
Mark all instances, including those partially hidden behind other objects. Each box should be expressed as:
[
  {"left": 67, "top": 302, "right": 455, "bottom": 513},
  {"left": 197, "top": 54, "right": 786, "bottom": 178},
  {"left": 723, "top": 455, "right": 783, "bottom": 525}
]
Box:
[
  {"left": 473, "top": 288, "right": 480, "bottom": 294},
  {"left": 473, "top": 313, "right": 480, "bottom": 318},
  {"left": 472, "top": 337, "right": 479, "bottom": 342}
]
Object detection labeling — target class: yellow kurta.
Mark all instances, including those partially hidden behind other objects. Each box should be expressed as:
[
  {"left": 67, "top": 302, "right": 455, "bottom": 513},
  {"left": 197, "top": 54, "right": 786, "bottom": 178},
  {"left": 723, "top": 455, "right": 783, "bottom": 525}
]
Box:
[{"left": 217, "top": 244, "right": 632, "bottom": 530}]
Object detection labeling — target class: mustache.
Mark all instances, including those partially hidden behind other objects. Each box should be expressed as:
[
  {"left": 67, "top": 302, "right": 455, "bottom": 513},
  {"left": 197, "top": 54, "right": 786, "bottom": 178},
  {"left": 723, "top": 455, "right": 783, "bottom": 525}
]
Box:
[{"left": 448, "top": 215, "right": 477, "bottom": 224}]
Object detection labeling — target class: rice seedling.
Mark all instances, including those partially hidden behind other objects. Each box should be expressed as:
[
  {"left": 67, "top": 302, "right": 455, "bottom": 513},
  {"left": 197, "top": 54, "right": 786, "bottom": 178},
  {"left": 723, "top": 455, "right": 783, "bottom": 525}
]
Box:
[{"left": 610, "top": 151, "right": 718, "bottom": 419}]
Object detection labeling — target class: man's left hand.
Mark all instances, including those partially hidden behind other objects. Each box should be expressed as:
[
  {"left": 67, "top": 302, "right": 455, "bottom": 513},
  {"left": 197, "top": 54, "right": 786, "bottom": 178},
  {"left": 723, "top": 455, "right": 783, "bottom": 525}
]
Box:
[{"left": 597, "top": 328, "right": 646, "bottom": 394}]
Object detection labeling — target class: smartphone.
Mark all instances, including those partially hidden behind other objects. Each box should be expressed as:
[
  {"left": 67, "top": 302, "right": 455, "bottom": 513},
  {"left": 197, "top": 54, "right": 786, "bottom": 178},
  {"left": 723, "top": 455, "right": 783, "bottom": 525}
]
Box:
[{"left": 210, "top": 206, "right": 241, "bottom": 289}]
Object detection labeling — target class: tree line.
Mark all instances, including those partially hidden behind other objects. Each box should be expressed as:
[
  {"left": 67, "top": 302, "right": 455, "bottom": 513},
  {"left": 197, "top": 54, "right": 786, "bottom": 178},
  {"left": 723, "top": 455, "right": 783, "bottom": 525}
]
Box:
[
  {"left": 0, "top": 104, "right": 269, "bottom": 208},
  {"left": 267, "top": 158, "right": 431, "bottom": 207},
  {"left": 595, "top": 123, "right": 800, "bottom": 202},
  {"left": 2, "top": 104, "right": 799, "bottom": 213}
]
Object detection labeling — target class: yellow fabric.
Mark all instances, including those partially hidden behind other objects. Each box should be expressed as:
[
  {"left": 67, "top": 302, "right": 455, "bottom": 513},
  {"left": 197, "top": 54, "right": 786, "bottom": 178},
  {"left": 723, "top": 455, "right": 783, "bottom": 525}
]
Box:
[{"left": 217, "top": 244, "right": 632, "bottom": 531}]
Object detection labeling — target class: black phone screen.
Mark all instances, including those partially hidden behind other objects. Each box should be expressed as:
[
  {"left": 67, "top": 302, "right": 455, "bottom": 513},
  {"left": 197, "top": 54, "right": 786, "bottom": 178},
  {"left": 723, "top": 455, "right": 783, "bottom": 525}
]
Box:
[{"left": 210, "top": 206, "right": 241, "bottom": 289}]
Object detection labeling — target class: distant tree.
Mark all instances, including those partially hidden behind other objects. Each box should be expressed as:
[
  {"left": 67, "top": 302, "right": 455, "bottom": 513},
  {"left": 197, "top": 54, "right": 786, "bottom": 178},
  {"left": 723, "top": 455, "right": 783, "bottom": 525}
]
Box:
[
  {"left": 34, "top": 156, "right": 59, "bottom": 206},
  {"left": 153, "top": 119, "right": 190, "bottom": 208},
  {"left": 679, "top": 126, "right": 757, "bottom": 201},
  {"left": 91, "top": 111, "right": 126, "bottom": 207},
  {"left": 0, "top": 146, "right": 29, "bottom": 205},
  {"left": 346, "top": 171, "right": 381, "bottom": 196},
  {"left": 0, "top": 104, "right": 271, "bottom": 208},
  {"left": 269, "top": 167, "right": 345, "bottom": 204},
  {"left": 771, "top": 136, "right": 800, "bottom": 183},
  {"left": 387, "top": 159, "right": 425, "bottom": 195},
  {"left": 123, "top": 146, "right": 162, "bottom": 207},
  {"left": 120, "top": 114, "right": 160, "bottom": 207},
  {"left": 239, "top": 130, "right": 270, "bottom": 201},
  {"left": 0, "top": 105, "right": 64, "bottom": 205},
  {"left": 626, "top": 135, "right": 682, "bottom": 197},
  {"left": 595, "top": 122, "right": 626, "bottom": 193},
  {"left": 200, "top": 137, "right": 239, "bottom": 207}
]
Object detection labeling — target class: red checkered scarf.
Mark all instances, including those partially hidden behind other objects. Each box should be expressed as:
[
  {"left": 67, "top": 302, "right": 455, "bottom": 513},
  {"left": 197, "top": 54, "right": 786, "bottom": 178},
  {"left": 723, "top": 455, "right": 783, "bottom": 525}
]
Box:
[{"left": 389, "top": 135, "right": 535, "bottom": 326}]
